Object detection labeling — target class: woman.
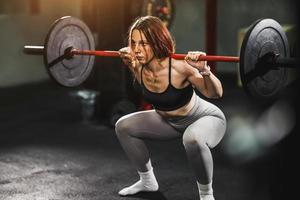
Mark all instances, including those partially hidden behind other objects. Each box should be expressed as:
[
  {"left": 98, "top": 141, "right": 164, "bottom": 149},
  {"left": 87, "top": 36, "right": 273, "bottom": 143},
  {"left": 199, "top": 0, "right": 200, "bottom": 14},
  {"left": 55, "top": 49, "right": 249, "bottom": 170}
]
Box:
[{"left": 116, "top": 16, "right": 226, "bottom": 200}]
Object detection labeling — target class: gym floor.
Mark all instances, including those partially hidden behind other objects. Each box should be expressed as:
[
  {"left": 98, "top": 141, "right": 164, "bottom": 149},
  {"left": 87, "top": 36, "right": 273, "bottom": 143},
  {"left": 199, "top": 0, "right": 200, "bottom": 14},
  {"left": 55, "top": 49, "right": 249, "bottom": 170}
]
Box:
[{"left": 0, "top": 73, "right": 298, "bottom": 200}]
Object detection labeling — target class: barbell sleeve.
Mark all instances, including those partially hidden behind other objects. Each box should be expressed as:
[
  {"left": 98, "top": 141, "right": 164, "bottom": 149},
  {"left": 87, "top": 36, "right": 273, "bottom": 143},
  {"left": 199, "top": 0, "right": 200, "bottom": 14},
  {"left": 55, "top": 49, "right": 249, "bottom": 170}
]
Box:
[
  {"left": 23, "top": 45, "right": 44, "bottom": 55},
  {"left": 272, "top": 57, "right": 300, "bottom": 68}
]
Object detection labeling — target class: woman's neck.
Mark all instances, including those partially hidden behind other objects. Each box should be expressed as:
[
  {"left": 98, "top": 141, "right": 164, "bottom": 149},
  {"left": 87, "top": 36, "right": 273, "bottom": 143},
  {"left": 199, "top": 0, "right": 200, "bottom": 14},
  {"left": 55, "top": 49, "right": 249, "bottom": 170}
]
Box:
[{"left": 144, "top": 57, "right": 168, "bottom": 72}]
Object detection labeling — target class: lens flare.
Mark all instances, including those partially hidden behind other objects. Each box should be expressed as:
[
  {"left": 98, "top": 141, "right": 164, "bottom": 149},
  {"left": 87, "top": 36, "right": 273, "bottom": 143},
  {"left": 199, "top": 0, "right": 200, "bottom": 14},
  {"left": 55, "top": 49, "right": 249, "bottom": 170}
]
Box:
[{"left": 223, "top": 100, "right": 295, "bottom": 163}]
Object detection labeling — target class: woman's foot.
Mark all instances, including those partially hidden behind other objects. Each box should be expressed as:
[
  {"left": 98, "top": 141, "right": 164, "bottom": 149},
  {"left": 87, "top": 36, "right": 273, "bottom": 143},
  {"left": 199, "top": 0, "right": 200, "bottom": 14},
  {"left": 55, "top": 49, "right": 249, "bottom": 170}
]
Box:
[
  {"left": 118, "top": 168, "right": 159, "bottom": 196},
  {"left": 197, "top": 182, "right": 214, "bottom": 200},
  {"left": 200, "top": 194, "right": 215, "bottom": 200},
  {"left": 118, "top": 179, "right": 158, "bottom": 196}
]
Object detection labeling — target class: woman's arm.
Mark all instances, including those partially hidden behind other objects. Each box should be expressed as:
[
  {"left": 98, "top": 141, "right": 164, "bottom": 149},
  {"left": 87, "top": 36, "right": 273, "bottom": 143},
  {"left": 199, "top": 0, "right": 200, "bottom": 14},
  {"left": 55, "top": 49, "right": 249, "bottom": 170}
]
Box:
[
  {"left": 119, "top": 47, "right": 141, "bottom": 80},
  {"left": 184, "top": 52, "right": 223, "bottom": 99}
]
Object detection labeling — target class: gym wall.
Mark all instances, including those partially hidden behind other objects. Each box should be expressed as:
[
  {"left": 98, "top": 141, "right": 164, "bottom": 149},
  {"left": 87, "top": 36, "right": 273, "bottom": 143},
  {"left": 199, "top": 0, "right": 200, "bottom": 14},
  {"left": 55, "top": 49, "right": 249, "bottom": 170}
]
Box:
[
  {"left": 0, "top": 0, "right": 82, "bottom": 88},
  {"left": 171, "top": 0, "right": 298, "bottom": 74},
  {"left": 0, "top": 0, "right": 298, "bottom": 88}
]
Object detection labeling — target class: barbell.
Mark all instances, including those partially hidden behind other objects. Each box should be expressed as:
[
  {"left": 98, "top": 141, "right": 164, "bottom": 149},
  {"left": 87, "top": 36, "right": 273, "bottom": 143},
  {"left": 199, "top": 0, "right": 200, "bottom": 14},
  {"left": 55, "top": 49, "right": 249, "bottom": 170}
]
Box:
[{"left": 23, "top": 16, "right": 299, "bottom": 101}]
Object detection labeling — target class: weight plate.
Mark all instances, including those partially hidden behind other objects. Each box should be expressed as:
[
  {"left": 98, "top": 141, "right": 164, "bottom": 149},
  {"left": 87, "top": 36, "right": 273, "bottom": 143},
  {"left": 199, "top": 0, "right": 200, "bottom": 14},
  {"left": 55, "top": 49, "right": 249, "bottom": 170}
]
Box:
[
  {"left": 44, "top": 16, "right": 95, "bottom": 87},
  {"left": 240, "top": 18, "right": 289, "bottom": 101}
]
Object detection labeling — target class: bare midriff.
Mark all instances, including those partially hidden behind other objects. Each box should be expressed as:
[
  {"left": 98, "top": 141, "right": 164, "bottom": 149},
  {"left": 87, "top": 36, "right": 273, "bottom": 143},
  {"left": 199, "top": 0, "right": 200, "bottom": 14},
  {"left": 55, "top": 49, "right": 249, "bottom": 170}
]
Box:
[{"left": 156, "top": 92, "right": 196, "bottom": 117}]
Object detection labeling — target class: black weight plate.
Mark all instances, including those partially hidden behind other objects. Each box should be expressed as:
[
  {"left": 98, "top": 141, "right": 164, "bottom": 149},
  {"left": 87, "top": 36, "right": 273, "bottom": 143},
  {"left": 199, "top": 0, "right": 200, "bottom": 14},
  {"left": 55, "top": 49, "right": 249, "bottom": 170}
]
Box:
[
  {"left": 142, "top": 0, "right": 175, "bottom": 28},
  {"left": 44, "top": 16, "right": 95, "bottom": 87},
  {"left": 240, "top": 18, "right": 289, "bottom": 101}
]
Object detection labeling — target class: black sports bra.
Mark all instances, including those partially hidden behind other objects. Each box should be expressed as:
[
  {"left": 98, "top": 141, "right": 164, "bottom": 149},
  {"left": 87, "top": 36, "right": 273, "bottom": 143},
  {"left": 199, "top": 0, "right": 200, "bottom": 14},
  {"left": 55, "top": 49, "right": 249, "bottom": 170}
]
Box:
[{"left": 140, "top": 58, "right": 194, "bottom": 111}]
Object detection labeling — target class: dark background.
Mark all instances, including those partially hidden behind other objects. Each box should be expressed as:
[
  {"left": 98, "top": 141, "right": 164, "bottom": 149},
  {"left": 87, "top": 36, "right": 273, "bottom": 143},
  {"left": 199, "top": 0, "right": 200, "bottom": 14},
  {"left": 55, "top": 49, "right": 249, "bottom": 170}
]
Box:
[{"left": 0, "top": 0, "right": 299, "bottom": 200}]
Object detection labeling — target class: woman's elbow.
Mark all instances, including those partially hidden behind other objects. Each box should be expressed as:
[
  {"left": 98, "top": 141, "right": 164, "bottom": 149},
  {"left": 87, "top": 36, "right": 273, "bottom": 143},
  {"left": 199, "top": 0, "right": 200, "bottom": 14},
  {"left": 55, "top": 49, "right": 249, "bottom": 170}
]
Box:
[
  {"left": 215, "top": 90, "right": 223, "bottom": 98},
  {"left": 204, "top": 91, "right": 222, "bottom": 99},
  {"left": 210, "top": 92, "right": 222, "bottom": 99},
  {"left": 209, "top": 87, "right": 223, "bottom": 99},
  {"left": 215, "top": 83, "right": 224, "bottom": 98}
]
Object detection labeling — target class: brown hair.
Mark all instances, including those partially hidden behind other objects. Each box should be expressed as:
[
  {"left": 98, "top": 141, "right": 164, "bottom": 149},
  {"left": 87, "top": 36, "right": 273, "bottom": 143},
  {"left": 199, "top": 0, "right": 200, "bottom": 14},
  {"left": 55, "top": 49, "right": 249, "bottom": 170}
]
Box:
[{"left": 128, "top": 16, "right": 175, "bottom": 59}]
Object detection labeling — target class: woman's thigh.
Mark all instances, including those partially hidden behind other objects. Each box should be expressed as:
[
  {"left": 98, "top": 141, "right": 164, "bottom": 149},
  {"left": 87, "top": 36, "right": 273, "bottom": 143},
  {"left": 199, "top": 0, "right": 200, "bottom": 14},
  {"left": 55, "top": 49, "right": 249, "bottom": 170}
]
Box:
[
  {"left": 116, "top": 110, "right": 181, "bottom": 140},
  {"left": 184, "top": 116, "right": 226, "bottom": 148}
]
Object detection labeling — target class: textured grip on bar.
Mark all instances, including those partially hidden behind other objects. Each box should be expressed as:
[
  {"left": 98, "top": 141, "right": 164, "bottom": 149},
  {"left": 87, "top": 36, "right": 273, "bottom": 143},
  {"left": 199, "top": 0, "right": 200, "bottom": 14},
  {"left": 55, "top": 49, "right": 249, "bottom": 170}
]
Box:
[{"left": 23, "top": 45, "right": 44, "bottom": 55}]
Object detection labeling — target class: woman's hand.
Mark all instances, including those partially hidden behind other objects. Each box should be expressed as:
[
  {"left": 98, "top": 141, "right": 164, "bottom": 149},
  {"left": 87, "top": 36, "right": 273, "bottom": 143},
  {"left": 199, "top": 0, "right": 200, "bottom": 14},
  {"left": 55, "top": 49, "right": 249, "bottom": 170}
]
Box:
[
  {"left": 119, "top": 47, "right": 139, "bottom": 68},
  {"left": 185, "top": 51, "right": 211, "bottom": 76}
]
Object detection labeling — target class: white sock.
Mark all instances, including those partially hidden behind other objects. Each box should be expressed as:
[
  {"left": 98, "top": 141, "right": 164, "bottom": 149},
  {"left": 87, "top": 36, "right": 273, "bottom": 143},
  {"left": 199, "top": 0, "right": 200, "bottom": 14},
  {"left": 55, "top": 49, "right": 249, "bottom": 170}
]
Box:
[
  {"left": 118, "top": 167, "right": 159, "bottom": 196},
  {"left": 197, "top": 182, "right": 214, "bottom": 200}
]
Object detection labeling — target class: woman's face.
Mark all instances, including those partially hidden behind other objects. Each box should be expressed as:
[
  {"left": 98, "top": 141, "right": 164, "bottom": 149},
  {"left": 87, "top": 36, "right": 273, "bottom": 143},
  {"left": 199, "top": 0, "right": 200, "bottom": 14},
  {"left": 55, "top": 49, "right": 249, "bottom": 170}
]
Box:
[{"left": 130, "top": 29, "right": 154, "bottom": 65}]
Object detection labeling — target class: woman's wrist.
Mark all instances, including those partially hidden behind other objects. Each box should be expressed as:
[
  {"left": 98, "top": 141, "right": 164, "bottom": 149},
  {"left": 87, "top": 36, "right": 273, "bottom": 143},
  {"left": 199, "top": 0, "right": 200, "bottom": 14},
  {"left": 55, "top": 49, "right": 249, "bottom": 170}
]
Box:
[{"left": 200, "top": 65, "right": 211, "bottom": 76}]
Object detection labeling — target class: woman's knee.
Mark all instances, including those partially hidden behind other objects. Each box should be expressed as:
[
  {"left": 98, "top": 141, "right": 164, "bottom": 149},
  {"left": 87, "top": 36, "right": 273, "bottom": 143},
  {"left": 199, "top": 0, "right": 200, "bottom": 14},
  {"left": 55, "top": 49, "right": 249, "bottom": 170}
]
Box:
[
  {"left": 182, "top": 128, "right": 206, "bottom": 149},
  {"left": 115, "top": 116, "right": 133, "bottom": 137}
]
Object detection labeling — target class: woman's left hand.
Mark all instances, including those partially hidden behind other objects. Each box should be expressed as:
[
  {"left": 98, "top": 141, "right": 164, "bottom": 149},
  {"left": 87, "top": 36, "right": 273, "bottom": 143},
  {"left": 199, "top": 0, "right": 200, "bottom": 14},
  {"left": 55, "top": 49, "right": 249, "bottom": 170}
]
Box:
[
  {"left": 185, "top": 51, "right": 207, "bottom": 70},
  {"left": 185, "top": 51, "right": 211, "bottom": 76}
]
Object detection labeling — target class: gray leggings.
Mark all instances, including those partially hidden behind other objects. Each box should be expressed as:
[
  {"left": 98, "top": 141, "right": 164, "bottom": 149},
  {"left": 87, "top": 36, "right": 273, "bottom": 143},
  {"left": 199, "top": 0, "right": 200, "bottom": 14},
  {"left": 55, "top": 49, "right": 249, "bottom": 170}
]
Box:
[{"left": 115, "top": 95, "right": 226, "bottom": 184}]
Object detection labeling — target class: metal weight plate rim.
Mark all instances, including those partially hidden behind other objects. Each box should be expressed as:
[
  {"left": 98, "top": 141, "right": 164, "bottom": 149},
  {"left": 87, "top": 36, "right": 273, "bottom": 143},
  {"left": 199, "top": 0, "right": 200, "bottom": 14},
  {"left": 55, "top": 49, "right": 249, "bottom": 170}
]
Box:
[
  {"left": 239, "top": 18, "right": 262, "bottom": 97},
  {"left": 44, "top": 16, "right": 95, "bottom": 87},
  {"left": 260, "top": 19, "right": 289, "bottom": 97},
  {"left": 244, "top": 19, "right": 289, "bottom": 99},
  {"left": 239, "top": 18, "right": 289, "bottom": 101},
  {"left": 45, "top": 16, "right": 95, "bottom": 87}
]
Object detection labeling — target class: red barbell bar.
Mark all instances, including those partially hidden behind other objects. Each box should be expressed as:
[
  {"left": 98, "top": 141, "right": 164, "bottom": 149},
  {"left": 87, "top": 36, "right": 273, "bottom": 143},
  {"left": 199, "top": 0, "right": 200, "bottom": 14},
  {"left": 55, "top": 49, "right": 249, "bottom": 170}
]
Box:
[{"left": 70, "top": 49, "right": 240, "bottom": 62}]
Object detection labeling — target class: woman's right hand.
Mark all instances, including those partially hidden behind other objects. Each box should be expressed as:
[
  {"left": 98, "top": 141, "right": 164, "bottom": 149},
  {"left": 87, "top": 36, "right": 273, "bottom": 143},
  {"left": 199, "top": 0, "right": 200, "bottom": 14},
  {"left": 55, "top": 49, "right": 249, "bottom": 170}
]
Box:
[{"left": 119, "top": 47, "right": 138, "bottom": 68}]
